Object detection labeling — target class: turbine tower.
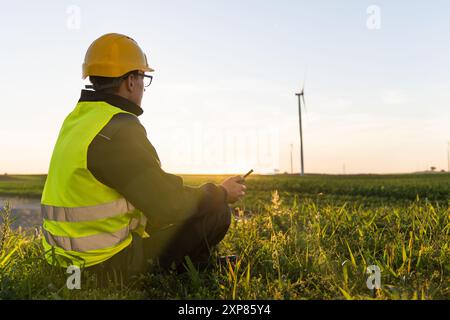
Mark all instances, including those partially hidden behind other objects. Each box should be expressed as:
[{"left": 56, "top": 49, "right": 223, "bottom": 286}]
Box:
[
  {"left": 290, "top": 143, "right": 293, "bottom": 174},
  {"left": 447, "top": 141, "right": 450, "bottom": 172},
  {"left": 295, "top": 82, "right": 306, "bottom": 176}
]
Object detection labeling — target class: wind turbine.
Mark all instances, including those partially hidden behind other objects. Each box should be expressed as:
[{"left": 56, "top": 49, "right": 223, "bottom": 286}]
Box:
[
  {"left": 447, "top": 141, "right": 450, "bottom": 172},
  {"left": 290, "top": 143, "right": 294, "bottom": 174},
  {"left": 295, "top": 79, "right": 307, "bottom": 176}
]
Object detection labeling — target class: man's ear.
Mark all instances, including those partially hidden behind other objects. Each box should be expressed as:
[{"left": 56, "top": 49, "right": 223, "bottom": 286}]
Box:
[{"left": 125, "top": 74, "right": 135, "bottom": 93}]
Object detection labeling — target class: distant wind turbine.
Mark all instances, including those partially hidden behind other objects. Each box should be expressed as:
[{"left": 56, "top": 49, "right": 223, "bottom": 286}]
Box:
[
  {"left": 447, "top": 141, "right": 450, "bottom": 172},
  {"left": 290, "top": 143, "right": 293, "bottom": 174},
  {"left": 295, "top": 78, "right": 307, "bottom": 176}
]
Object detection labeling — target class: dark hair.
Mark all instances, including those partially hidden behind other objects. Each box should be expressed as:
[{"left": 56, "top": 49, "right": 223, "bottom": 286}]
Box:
[{"left": 89, "top": 70, "right": 139, "bottom": 93}]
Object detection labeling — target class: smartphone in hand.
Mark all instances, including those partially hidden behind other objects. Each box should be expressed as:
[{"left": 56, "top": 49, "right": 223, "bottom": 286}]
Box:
[
  {"left": 237, "top": 169, "right": 253, "bottom": 184},
  {"left": 243, "top": 169, "right": 253, "bottom": 178}
]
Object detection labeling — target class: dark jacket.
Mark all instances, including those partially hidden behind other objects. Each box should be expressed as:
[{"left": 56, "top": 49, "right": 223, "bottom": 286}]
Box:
[{"left": 80, "top": 90, "right": 228, "bottom": 232}]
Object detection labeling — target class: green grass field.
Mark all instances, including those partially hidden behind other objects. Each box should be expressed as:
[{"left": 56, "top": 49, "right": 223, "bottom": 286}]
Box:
[
  {"left": 0, "top": 173, "right": 449, "bottom": 299},
  {"left": 0, "top": 174, "right": 46, "bottom": 198}
]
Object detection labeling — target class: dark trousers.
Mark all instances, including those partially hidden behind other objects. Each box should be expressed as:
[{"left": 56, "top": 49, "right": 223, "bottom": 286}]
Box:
[{"left": 88, "top": 203, "right": 232, "bottom": 280}]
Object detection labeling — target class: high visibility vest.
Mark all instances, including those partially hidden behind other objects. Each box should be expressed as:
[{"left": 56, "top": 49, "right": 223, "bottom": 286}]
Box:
[{"left": 41, "top": 99, "right": 148, "bottom": 268}]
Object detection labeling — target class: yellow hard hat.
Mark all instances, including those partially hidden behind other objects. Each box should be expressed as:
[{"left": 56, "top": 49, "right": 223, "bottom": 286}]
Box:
[{"left": 82, "top": 33, "right": 154, "bottom": 79}]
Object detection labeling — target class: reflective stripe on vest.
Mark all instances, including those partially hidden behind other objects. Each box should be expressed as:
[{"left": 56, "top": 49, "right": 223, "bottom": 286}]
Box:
[
  {"left": 43, "top": 225, "right": 130, "bottom": 252},
  {"left": 41, "top": 198, "right": 135, "bottom": 222},
  {"left": 42, "top": 198, "right": 147, "bottom": 252}
]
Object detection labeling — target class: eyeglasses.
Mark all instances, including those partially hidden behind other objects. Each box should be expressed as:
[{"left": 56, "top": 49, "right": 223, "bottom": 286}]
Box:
[
  {"left": 123, "top": 72, "right": 153, "bottom": 87},
  {"left": 135, "top": 72, "right": 153, "bottom": 87}
]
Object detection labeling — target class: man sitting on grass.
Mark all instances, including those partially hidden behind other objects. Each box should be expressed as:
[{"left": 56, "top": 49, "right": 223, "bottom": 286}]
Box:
[{"left": 40, "top": 33, "right": 247, "bottom": 280}]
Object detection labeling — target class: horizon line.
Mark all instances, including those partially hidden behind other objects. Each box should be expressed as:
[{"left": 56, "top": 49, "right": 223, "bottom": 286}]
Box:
[{"left": 2, "top": 171, "right": 449, "bottom": 176}]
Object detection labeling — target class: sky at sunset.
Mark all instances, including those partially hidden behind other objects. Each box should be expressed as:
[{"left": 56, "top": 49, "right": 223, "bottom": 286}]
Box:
[{"left": 1, "top": 1, "right": 449, "bottom": 174}]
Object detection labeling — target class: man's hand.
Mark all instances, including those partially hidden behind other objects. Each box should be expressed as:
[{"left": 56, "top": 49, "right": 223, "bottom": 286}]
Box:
[{"left": 220, "top": 176, "right": 247, "bottom": 204}]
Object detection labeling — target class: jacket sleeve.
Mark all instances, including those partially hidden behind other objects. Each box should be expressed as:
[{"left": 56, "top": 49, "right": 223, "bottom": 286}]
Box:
[{"left": 87, "top": 114, "right": 229, "bottom": 231}]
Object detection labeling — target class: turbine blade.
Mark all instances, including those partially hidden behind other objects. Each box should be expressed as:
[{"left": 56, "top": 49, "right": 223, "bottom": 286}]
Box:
[
  {"left": 302, "top": 66, "right": 307, "bottom": 111},
  {"left": 302, "top": 67, "right": 307, "bottom": 94},
  {"left": 302, "top": 94, "right": 307, "bottom": 113}
]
